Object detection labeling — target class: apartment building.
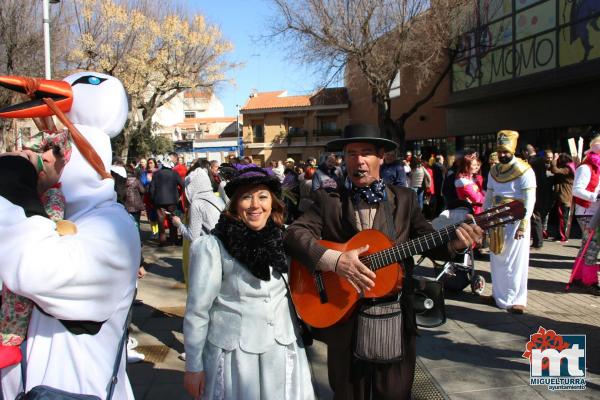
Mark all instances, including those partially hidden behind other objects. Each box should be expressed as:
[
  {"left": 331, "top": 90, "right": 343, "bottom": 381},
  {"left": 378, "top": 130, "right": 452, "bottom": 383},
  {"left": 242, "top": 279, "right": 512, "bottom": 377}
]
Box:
[{"left": 240, "top": 88, "right": 350, "bottom": 165}]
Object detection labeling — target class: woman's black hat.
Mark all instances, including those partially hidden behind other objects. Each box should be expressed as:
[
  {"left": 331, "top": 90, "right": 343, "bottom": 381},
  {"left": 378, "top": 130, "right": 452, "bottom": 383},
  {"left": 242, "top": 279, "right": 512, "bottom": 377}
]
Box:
[
  {"left": 326, "top": 123, "right": 397, "bottom": 152},
  {"left": 224, "top": 167, "right": 282, "bottom": 199}
]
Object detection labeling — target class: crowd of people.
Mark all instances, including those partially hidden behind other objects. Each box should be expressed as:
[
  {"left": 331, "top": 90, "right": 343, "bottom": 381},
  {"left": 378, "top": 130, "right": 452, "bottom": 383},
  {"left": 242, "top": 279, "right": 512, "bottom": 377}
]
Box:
[{"left": 1, "top": 74, "right": 598, "bottom": 400}]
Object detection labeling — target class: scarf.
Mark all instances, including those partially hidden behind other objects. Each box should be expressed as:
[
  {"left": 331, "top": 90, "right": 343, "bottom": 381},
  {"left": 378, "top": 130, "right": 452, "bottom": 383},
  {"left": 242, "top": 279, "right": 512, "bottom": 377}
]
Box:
[
  {"left": 350, "top": 179, "right": 387, "bottom": 205},
  {"left": 211, "top": 215, "right": 287, "bottom": 281},
  {"left": 22, "top": 129, "right": 73, "bottom": 162},
  {"left": 585, "top": 151, "right": 600, "bottom": 171}
]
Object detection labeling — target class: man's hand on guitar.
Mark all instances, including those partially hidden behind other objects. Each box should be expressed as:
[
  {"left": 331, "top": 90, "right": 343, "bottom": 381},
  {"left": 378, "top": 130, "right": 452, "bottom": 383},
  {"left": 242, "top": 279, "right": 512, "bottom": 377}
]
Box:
[
  {"left": 451, "top": 222, "right": 484, "bottom": 252},
  {"left": 335, "top": 244, "right": 376, "bottom": 293}
]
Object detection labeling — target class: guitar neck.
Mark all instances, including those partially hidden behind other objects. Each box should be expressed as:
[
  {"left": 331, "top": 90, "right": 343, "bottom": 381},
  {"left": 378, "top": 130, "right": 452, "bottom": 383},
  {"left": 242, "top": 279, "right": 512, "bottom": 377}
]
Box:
[{"left": 360, "top": 221, "right": 468, "bottom": 271}]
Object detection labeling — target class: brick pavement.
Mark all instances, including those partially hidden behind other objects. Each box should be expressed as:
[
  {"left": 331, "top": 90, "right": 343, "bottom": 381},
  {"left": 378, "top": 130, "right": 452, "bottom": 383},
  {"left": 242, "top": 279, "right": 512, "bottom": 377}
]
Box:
[
  {"left": 416, "top": 238, "right": 600, "bottom": 400},
  {"left": 128, "top": 224, "right": 599, "bottom": 400}
]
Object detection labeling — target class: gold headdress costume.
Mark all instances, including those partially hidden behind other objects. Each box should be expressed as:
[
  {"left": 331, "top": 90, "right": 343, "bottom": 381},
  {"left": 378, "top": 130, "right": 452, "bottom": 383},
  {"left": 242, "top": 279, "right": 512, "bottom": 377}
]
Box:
[
  {"left": 496, "top": 130, "right": 518, "bottom": 154},
  {"left": 488, "top": 130, "right": 532, "bottom": 254}
]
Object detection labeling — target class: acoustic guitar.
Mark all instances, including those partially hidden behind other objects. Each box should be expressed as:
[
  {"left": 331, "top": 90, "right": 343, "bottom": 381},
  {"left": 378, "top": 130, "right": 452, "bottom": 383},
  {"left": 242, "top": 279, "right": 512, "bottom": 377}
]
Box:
[{"left": 289, "top": 200, "right": 525, "bottom": 328}]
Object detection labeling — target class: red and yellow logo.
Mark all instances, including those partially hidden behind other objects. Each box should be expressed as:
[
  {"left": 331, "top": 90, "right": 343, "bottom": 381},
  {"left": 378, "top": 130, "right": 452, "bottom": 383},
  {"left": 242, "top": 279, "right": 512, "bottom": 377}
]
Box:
[{"left": 522, "top": 326, "right": 570, "bottom": 371}]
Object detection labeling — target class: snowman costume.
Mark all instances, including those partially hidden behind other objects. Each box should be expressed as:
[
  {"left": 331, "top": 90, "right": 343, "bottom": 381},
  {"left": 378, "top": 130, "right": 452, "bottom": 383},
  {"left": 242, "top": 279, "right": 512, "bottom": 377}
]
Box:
[{"left": 0, "top": 72, "right": 140, "bottom": 399}]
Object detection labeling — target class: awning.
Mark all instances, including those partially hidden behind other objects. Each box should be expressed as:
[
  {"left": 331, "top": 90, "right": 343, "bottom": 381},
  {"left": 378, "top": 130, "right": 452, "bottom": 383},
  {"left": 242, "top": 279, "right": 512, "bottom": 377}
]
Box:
[{"left": 193, "top": 146, "right": 238, "bottom": 153}]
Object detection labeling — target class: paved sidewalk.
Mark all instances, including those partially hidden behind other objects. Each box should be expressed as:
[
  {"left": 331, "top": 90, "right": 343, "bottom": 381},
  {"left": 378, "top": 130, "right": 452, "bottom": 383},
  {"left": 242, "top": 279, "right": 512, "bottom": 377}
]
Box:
[
  {"left": 415, "top": 239, "right": 600, "bottom": 400},
  {"left": 128, "top": 226, "right": 599, "bottom": 399},
  {"left": 127, "top": 242, "right": 188, "bottom": 400}
]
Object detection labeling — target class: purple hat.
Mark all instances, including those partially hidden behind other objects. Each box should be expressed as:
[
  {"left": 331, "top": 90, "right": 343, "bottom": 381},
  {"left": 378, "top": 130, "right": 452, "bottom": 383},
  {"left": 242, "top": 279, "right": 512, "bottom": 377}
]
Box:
[{"left": 224, "top": 167, "right": 282, "bottom": 199}]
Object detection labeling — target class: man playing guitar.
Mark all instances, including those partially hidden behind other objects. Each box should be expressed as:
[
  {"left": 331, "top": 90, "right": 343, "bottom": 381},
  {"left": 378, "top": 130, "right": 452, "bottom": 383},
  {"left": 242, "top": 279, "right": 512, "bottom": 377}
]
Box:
[{"left": 284, "top": 124, "right": 483, "bottom": 400}]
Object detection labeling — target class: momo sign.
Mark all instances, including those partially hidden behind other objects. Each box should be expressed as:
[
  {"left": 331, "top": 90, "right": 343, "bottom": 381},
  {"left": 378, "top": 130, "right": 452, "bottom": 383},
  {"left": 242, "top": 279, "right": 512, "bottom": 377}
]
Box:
[
  {"left": 522, "top": 326, "right": 586, "bottom": 391},
  {"left": 452, "top": 0, "right": 600, "bottom": 92}
]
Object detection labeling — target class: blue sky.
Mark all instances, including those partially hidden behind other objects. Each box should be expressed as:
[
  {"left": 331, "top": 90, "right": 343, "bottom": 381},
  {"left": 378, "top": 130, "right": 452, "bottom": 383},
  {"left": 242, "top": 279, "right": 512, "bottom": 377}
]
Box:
[{"left": 191, "top": 0, "right": 339, "bottom": 117}]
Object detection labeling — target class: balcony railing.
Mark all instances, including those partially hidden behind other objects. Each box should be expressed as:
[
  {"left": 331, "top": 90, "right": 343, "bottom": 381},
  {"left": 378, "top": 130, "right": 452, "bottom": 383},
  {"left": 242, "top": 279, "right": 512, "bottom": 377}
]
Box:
[
  {"left": 313, "top": 129, "right": 342, "bottom": 136},
  {"left": 287, "top": 128, "right": 308, "bottom": 137},
  {"left": 313, "top": 128, "right": 342, "bottom": 137}
]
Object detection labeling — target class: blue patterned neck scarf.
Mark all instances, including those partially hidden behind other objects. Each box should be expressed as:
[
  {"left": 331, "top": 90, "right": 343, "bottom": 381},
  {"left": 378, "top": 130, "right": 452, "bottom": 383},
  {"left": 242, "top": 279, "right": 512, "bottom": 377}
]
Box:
[{"left": 351, "top": 179, "right": 387, "bottom": 204}]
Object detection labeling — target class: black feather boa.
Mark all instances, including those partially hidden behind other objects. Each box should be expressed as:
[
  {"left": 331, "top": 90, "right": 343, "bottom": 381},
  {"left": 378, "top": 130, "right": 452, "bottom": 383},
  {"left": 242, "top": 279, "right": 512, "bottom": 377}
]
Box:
[{"left": 211, "top": 215, "right": 287, "bottom": 281}]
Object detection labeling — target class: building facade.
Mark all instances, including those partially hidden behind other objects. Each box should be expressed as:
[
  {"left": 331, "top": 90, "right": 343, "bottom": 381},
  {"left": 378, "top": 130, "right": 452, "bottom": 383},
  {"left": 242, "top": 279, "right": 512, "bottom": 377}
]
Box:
[
  {"left": 447, "top": 0, "right": 600, "bottom": 157},
  {"left": 0, "top": 118, "right": 37, "bottom": 153},
  {"left": 171, "top": 117, "right": 241, "bottom": 164},
  {"left": 240, "top": 88, "right": 350, "bottom": 165},
  {"left": 153, "top": 89, "right": 241, "bottom": 163},
  {"left": 346, "top": 0, "right": 600, "bottom": 159}
]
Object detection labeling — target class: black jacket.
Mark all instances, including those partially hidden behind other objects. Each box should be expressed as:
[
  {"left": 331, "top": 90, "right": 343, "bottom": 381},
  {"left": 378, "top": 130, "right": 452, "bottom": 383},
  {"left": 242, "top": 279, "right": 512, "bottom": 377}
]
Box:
[
  {"left": 529, "top": 155, "right": 554, "bottom": 214},
  {"left": 149, "top": 168, "right": 184, "bottom": 206}
]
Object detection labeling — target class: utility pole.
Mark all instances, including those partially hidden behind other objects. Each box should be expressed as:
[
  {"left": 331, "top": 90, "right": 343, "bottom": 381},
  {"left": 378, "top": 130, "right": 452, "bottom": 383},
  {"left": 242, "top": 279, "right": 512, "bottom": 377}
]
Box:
[
  {"left": 43, "top": 0, "right": 61, "bottom": 79},
  {"left": 236, "top": 104, "right": 242, "bottom": 157}
]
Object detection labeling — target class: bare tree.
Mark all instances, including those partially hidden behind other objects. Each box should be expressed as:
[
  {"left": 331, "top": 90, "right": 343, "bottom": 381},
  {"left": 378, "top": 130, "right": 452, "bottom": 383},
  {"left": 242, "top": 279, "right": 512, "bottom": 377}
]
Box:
[{"left": 270, "top": 0, "right": 482, "bottom": 151}]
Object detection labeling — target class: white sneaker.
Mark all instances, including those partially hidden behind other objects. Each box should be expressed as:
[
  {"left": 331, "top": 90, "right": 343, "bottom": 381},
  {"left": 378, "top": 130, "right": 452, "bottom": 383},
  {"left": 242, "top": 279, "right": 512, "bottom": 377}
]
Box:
[
  {"left": 178, "top": 352, "right": 186, "bottom": 361},
  {"left": 127, "top": 349, "right": 145, "bottom": 363},
  {"left": 127, "top": 337, "right": 138, "bottom": 351}
]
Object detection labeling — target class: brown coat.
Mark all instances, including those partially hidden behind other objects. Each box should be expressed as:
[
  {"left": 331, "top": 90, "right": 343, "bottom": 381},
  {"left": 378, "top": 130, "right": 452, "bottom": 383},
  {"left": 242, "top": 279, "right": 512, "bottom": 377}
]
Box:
[
  {"left": 284, "top": 185, "right": 455, "bottom": 275},
  {"left": 550, "top": 163, "right": 574, "bottom": 206},
  {"left": 284, "top": 185, "right": 456, "bottom": 399}
]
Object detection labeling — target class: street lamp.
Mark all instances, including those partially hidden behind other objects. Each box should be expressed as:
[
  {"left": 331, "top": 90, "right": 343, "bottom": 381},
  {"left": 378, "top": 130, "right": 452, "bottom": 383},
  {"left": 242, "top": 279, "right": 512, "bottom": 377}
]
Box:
[
  {"left": 236, "top": 104, "right": 242, "bottom": 157},
  {"left": 43, "top": 0, "right": 61, "bottom": 79}
]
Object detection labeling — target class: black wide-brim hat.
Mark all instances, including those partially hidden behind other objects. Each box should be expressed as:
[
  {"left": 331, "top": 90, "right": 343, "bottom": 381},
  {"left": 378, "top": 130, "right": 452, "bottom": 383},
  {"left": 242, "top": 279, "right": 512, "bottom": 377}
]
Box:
[
  {"left": 224, "top": 166, "right": 282, "bottom": 199},
  {"left": 326, "top": 123, "right": 398, "bottom": 152}
]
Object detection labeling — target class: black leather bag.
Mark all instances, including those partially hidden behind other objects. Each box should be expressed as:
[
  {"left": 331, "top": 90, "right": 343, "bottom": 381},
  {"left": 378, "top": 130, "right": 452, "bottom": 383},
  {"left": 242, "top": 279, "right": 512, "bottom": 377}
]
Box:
[
  {"left": 17, "top": 302, "right": 131, "bottom": 400},
  {"left": 16, "top": 385, "right": 101, "bottom": 400},
  {"left": 353, "top": 295, "right": 404, "bottom": 363}
]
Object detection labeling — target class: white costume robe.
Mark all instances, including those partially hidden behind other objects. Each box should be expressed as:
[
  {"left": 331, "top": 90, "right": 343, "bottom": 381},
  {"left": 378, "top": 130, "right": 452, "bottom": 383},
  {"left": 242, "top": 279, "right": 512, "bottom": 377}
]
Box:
[
  {"left": 484, "top": 159, "right": 536, "bottom": 309},
  {"left": 0, "top": 72, "right": 139, "bottom": 400}
]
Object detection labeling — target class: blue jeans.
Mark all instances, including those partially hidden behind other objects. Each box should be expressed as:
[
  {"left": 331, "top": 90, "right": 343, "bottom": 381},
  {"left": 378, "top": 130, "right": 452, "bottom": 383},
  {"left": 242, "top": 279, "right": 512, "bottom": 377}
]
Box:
[{"left": 412, "top": 187, "right": 424, "bottom": 209}]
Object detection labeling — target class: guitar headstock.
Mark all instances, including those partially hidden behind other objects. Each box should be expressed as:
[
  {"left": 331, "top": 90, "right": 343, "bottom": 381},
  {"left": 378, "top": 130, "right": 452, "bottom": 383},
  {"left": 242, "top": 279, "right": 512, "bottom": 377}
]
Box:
[{"left": 474, "top": 201, "right": 526, "bottom": 230}]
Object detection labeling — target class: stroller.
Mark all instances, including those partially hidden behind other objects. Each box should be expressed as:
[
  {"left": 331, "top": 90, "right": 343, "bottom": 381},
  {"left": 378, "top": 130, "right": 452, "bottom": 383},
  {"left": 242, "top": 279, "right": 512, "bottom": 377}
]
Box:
[{"left": 415, "top": 200, "right": 486, "bottom": 295}]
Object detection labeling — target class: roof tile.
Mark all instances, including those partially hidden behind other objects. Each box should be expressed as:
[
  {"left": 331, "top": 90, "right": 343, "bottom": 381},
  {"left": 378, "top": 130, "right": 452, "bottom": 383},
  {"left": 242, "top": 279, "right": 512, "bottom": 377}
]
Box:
[{"left": 241, "top": 88, "right": 348, "bottom": 111}]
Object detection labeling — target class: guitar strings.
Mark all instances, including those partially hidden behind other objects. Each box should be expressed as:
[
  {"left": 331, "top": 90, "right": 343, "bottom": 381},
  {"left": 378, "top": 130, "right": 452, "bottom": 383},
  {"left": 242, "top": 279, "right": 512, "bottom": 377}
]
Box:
[
  {"left": 359, "top": 220, "right": 469, "bottom": 270},
  {"left": 353, "top": 204, "right": 519, "bottom": 273},
  {"left": 359, "top": 205, "right": 517, "bottom": 270}
]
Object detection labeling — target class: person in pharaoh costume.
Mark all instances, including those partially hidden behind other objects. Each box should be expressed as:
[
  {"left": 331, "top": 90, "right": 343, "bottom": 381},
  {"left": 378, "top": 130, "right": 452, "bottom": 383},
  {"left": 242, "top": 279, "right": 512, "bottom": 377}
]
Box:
[{"left": 483, "top": 130, "right": 536, "bottom": 314}]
